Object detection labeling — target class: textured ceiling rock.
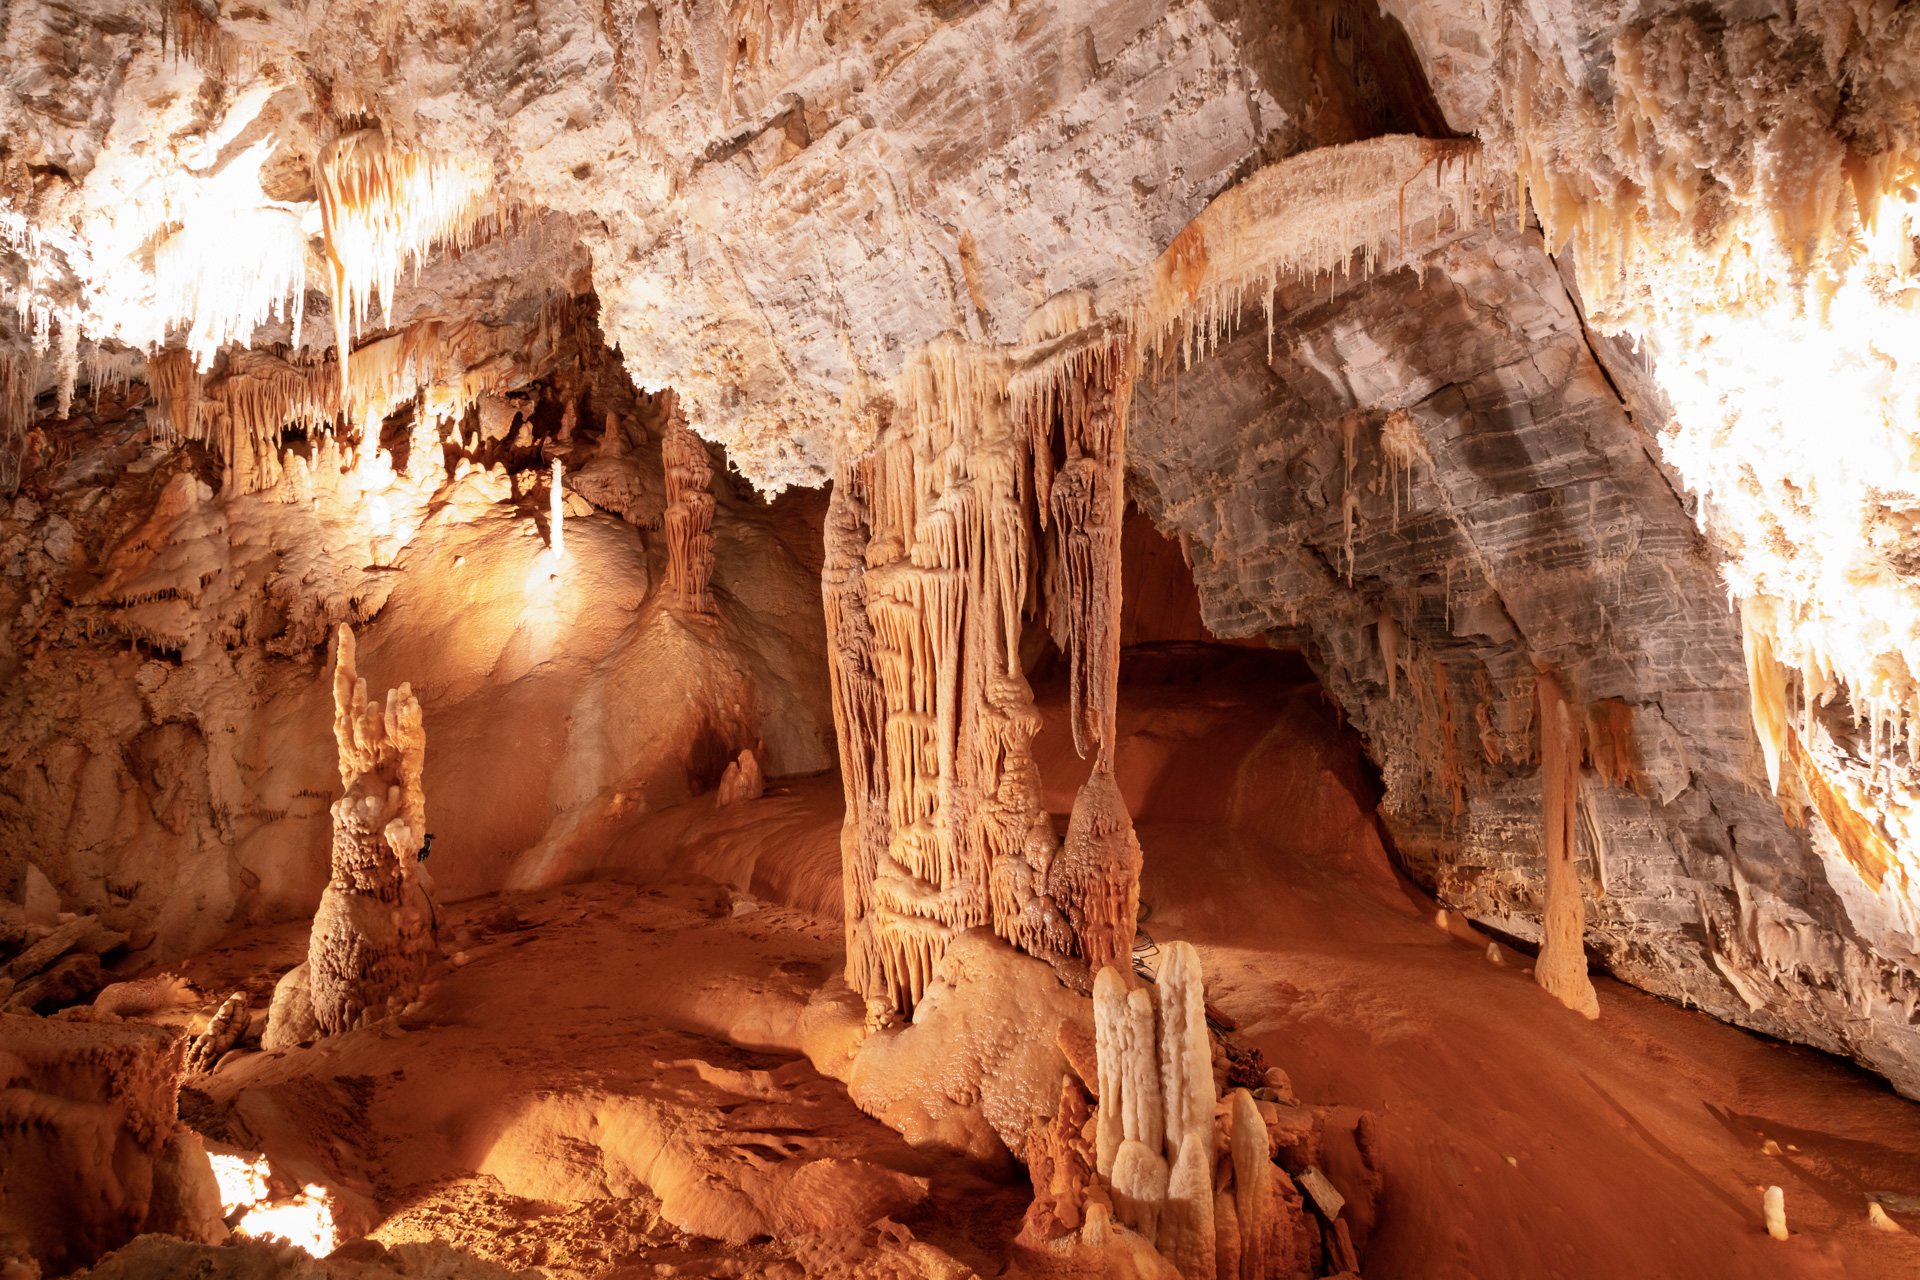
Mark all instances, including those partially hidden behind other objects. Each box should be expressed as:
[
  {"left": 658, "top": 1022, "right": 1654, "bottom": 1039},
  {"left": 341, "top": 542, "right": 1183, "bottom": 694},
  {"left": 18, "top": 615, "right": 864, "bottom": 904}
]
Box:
[{"left": 0, "top": 0, "right": 1442, "bottom": 489}]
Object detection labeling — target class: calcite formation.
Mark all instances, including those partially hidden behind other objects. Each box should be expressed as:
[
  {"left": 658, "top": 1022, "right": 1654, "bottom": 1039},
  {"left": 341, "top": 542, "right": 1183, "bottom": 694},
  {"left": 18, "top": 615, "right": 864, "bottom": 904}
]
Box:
[
  {"left": 305, "top": 624, "right": 439, "bottom": 1035},
  {"left": 824, "top": 334, "right": 1146, "bottom": 1012},
  {"left": 1534, "top": 670, "right": 1599, "bottom": 1019},
  {"left": 663, "top": 412, "right": 716, "bottom": 613},
  {"left": 1078, "top": 945, "right": 1312, "bottom": 1279}
]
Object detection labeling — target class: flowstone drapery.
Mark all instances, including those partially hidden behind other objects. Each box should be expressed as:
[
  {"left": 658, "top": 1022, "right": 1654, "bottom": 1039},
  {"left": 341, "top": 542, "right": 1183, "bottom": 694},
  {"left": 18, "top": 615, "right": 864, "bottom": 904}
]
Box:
[
  {"left": 664, "top": 410, "right": 716, "bottom": 613},
  {"left": 825, "top": 330, "right": 1143, "bottom": 1014},
  {"left": 306, "top": 624, "right": 440, "bottom": 1034}
]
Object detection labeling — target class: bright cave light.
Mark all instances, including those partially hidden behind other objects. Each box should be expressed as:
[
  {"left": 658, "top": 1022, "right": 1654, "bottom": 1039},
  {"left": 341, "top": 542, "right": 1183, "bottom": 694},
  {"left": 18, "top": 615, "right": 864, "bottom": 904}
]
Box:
[
  {"left": 209, "top": 1151, "right": 268, "bottom": 1214},
  {"left": 209, "top": 1151, "right": 340, "bottom": 1257}
]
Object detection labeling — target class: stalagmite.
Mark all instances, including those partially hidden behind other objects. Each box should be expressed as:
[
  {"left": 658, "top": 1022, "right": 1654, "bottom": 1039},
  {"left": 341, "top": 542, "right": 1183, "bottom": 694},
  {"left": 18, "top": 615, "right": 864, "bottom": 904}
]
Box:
[
  {"left": 1764, "top": 1185, "right": 1789, "bottom": 1241},
  {"left": 1212, "top": 1182, "right": 1242, "bottom": 1280},
  {"left": 1094, "top": 965, "right": 1129, "bottom": 1177},
  {"left": 1159, "top": 1131, "right": 1218, "bottom": 1280},
  {"left": 549, "top": 458, "right": 566, "bottom": 559},
  {"left": 183, "top": 991, "right": 249, "bottom": 1074},
  {"left": 306, "top": 624, "right": 440, "bottom": 1035},
  {"left": 663, "top": 410, "right": 716, "bottom": 613},
  {"left": 1536, "top": 670, "right": 1599, "bottom": 1019},
  {"left": 1123, "top": 987, "right": 1166, "bottom": 1157},
  {"left": 716, "top": 748, "right": 764, "bottom": 804},
  {"left": 1111, "top": 1138, "right": 1171, "bottom": 1243},
  {"left": 1020, "top": 1075, "right": 1101, "bottom": 1241},
  {"left": 1051, "top": 768, "right": 1144, "bottom": 977},
  {"left": 1228, "top": 1090, "right": 1272, "bottom": 1280},
  {"left": 1158, "top": 941, "right": 1216, "bottom": 1165}
]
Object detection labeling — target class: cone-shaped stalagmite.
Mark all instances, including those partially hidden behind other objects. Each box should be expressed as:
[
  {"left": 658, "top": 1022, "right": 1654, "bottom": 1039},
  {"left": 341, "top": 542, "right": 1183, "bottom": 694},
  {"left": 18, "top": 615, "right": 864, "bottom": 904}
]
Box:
[
  {"left": 1160, "top": 1130, "right": 1218, "bottom": 1280},
  {"left": 1111, "top": 1138, "right": 1170, "bottom": 1242},
  {"left": 1229, "top": 1089, "right": 1273, "bottom": 1280},
  {"left": 1053, "top": 767, "right": 1144, "bottom": 976}
]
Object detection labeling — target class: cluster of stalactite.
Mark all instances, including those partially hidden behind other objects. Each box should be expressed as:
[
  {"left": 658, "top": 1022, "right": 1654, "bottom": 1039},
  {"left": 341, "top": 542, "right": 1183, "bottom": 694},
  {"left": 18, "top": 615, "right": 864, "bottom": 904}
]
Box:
[
  {"left": 826, "top": 330, "right": 1143, "bottom": 1014},
  {"left": 307, "top": 624, "right": 440, "bottom": 1035},
  {"left": 662, "top": 409, "right": 716, "bottom": 612},
  {"left": 143, "top": 302, "right": 581, "bottom": 498}
]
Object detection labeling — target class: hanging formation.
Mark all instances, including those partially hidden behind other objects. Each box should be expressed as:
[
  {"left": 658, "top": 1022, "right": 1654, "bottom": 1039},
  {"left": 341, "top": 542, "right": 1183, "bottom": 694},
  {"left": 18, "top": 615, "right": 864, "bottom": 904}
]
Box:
[{"left": 824, "top": 329, "right": 1144, "bottom": 1014}]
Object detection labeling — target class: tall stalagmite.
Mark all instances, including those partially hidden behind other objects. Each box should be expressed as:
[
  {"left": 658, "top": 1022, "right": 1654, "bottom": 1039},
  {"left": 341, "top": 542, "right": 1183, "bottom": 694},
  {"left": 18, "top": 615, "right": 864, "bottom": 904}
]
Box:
[
  {"left": 307, "top": 624, "right": 440, "bottom": 1034},
  {"left": 1158, "top": 941, "right": 1215, "bottom": 1163},
  {"left": 1535, "top": 670, "right": 1599, "bottom": 1019}
]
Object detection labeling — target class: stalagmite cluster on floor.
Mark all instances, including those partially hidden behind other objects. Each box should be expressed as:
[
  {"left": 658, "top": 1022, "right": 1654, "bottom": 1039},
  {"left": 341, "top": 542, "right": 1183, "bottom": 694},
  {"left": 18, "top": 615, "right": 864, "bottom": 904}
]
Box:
[{"left": 1047, "top": 944, "right": 1318, "bottom": 1279}]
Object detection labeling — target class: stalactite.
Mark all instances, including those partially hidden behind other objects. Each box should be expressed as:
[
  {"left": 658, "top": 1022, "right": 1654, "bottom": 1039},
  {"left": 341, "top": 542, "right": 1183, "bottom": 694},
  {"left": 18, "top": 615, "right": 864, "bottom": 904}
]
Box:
[
  {"left": 1741, "top": 597, "right": 1793, "bottom": 795},
  {"left": 1432, "top": 658, "right": 1465, "bottom": 819},
  {"left": 148, "top": 349, "right": 202, "bottom": 443},
  {"left": 1129, "top": 135, "right": 1482, "bottom": 368},
  {"left": 1535, "top": 669, "right": 1599, "bottom": 1020},
  {"left": 663, "top": 410, "right": 716, "bottom": 612},
  {"left": 150, "top": 145, "right": 308, "bottom": 370},
  {"left": 1015, "top": 334, "right": 1131, "bottom": 764},
  {"left": 315, "top": 130, "right": 499, "bottom": 395},
  {"left": 1376, "top": 610, "right": 1402, "bottom": 700},
  {"left": 0, "top": 349, "right": 35, "bottom": 446},
  {"left": 307, "top": 624, "right": 439, "bottom": 1036}
]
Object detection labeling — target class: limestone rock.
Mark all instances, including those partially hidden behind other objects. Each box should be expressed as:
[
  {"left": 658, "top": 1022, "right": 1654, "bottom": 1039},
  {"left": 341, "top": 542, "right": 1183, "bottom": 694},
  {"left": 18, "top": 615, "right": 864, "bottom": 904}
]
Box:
[{"left": 848, "top": 929, "right": 1091, "bottom": 1163}]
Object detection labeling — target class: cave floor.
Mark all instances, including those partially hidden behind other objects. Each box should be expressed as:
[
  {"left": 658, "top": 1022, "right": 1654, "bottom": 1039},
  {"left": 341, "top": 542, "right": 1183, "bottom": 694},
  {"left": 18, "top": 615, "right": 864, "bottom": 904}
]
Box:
[{"left": 157, "top": 649, "right": 1920, "bottom": 1280}]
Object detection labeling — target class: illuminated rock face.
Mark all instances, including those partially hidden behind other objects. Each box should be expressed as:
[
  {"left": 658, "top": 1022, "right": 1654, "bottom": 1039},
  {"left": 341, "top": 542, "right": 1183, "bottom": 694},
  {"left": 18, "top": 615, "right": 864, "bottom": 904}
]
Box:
[{"left": 3, "top": 0, "right": 1920, "bottom": 1105}]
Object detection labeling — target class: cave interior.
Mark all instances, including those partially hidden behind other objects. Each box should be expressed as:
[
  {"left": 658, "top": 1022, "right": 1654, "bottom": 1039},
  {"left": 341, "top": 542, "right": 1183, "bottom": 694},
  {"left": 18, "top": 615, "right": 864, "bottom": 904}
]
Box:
[{"left": 7, "top": 0, "right": 1920, "bottom": 1277}]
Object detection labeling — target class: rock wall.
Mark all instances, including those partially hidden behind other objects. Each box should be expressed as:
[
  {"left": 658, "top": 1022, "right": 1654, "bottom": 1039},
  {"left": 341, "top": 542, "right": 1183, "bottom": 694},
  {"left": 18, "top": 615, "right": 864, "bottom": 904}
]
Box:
[
  {"left": 0, "top": 330, "right": 834, "bottom": 970},
  {"left": 1128, "top": 220, "right": 1920, "bottom": 1094}
]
